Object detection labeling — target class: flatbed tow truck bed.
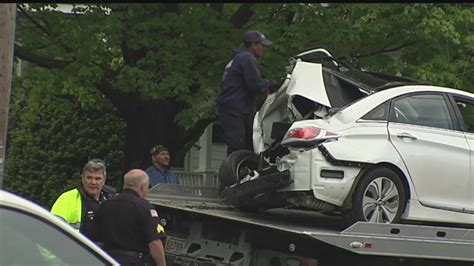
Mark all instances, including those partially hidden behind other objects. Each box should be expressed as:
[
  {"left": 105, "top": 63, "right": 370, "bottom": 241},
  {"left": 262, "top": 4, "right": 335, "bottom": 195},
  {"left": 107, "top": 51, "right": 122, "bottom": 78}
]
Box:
[{"left": 147, "top": 184, "right": 474, "bottom": 265}]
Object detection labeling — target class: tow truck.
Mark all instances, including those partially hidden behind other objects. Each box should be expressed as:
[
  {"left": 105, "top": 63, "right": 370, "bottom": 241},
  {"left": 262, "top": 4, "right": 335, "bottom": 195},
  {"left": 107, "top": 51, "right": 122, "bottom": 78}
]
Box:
[
  {"left": 147, "top": 184, "right": 474, "bottom": 266},
  {"left": 147, "top": 48, "right": 474, "bottom": 265}
]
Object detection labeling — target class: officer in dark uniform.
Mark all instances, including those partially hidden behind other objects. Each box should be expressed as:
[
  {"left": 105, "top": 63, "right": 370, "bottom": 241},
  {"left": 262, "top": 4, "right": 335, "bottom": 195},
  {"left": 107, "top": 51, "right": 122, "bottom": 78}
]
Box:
[{"left": 91, "top": 169, "right": 166, "bottom": 266}]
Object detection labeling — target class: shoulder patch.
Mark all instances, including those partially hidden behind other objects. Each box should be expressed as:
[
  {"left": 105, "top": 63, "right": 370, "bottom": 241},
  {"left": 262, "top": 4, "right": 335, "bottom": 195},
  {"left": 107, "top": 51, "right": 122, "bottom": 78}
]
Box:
[
  {"left": 150, "top": 209, "right": 158, "bottom": 218},
  {"left": 157, "top": 224, "right": 165, "bottom": 233}
]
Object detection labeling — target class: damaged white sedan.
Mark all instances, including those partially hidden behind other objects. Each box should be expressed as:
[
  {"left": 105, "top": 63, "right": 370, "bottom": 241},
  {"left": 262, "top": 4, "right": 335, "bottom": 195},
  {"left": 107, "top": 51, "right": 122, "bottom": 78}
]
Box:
[{"left": 218, "top": 48, "right": 474, "bottom": 225}]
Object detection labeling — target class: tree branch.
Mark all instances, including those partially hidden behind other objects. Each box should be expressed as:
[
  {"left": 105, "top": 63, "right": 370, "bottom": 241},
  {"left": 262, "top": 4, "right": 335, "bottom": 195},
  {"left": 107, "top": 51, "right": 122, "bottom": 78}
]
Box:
[
  {"left": 286, "top": 10, "right": 297, "bottom": 24},
  {"left": 229, "top": 4, "right": 254, "bottom": 29},
  {"left": 17, "top": 5, "right": 51, "bottom": 37},
  {"left": 96, "top": 70, "right": 134, "bottom": 116},
  {"left": 174, "top": 116, "right": 218, "bottom": 162},
  {"left": 342, "top": 42, "right": 417, "bottom": 62},
  {"left": 18, "top": 5, "right": 76, "bottom": 55},
  {"left": 209, "top": 3, "right": 224, "bottom": 19},
  {"left": 163, "top": 3, "right": 178, "bottom": 13},
  {"left": 14, "top": 44, "right": 73, "bottom": 69}
]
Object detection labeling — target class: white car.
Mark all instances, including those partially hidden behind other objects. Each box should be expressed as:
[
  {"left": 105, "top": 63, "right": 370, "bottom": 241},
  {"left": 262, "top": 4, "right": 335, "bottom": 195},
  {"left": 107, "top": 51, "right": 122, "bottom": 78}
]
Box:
[
  {"left": 0, "top": 190, "right": 119, "bottom": 265},
  {"left": 218, "top": 49, "right": 474, "bottom": 225}
]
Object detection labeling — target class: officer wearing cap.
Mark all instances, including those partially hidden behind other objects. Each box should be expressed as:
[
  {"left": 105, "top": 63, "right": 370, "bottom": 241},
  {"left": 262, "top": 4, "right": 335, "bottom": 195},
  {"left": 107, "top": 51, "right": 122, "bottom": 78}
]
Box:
[
  {"left": 145, "top": 145, "right": 180, "bottom": 187},
  {"left": 91, "top": 169, "right": 167, "bottom": 266},
  {"left": 215, "top": 30, "right": 280, "bottom": 156}
]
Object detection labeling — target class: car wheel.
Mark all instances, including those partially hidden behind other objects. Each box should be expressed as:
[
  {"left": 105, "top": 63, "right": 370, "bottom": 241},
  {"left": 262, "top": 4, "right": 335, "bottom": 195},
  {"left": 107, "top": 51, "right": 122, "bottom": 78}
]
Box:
[
  {"left": 350, "top": 167, "right": 406, "bottom": 224},
  {"left": 218, "top": 150, "right": 260, "bottom": 187}
]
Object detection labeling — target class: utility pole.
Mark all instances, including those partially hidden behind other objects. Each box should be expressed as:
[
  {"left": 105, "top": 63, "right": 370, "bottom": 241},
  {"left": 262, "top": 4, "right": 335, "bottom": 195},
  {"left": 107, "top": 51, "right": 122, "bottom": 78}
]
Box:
[{"left": 0, "top": 4, "right": 16, "bottom": 188}]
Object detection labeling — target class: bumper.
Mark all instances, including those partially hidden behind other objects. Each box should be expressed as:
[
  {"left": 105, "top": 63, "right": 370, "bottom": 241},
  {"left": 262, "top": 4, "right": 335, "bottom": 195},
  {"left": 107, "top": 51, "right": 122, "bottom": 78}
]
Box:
[{"left": 221, "top": 169, "right": 291, "bottom": 204}]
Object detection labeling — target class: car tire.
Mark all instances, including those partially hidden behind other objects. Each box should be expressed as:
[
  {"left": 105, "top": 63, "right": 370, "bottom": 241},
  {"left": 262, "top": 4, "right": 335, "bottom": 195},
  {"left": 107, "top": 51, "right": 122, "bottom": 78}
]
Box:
[
  {"left": 349, "top": 167, "right": 406, "bottom": 224},
  {"left": 218, "top": 150, "right": 260, "bottom": 187}
]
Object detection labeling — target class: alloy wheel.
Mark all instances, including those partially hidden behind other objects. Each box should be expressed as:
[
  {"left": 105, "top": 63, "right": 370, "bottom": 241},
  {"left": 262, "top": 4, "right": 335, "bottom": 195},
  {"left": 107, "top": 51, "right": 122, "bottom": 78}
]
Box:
[{"left": 362, "top": 177, "right": 400, "bottom": 223}]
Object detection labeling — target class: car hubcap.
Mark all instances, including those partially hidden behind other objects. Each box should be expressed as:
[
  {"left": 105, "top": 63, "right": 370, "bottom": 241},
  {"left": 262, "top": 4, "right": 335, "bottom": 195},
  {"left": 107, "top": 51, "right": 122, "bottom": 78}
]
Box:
[{"left": 362, "top": 177, "right": 400, "bottom": 223}]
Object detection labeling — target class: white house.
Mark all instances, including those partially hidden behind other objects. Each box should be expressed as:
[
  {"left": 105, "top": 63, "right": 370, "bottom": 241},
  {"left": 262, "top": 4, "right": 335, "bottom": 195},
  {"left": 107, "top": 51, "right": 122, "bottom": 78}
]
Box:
[{"left": 177, "top": 123, "right": 227, "bottom": 187}]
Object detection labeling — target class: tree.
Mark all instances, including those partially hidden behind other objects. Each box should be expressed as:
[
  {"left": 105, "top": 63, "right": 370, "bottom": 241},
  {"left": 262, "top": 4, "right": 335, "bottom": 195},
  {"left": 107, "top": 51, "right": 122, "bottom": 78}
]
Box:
[
  {"left": 13, "top": 3, "right": 265, "bottom": 169},
  {"left": 8, "top": 3, "right": 473, "bottom": 206},
  {"left": 14, "top": 3, "right": 473, "bottom": 169},
  {"left": 4, "top": 66, "right": 126, "bottom": 207}
]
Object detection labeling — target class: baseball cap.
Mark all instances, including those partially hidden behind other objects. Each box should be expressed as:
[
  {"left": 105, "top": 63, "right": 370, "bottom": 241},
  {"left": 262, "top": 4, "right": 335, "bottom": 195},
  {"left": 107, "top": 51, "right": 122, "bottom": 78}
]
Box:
[{"left": 244, "top": 30, "right": 272, "bottom": 47}]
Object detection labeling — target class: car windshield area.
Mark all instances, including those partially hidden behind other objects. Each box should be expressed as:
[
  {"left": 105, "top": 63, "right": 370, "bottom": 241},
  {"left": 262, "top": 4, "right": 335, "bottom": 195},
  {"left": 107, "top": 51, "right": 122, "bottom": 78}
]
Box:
[{"left": 0, "top": 207, "right": 108, "bottom": 266}]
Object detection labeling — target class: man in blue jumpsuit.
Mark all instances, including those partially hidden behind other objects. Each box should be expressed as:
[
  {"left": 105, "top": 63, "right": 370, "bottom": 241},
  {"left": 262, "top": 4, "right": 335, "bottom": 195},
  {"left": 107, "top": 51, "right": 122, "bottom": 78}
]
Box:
[
  {"left": 145, "top": 145, "right": 179, "bottom": 187},
  {"left": 216, "top": 30, "right": 279, "bottom": 156}
]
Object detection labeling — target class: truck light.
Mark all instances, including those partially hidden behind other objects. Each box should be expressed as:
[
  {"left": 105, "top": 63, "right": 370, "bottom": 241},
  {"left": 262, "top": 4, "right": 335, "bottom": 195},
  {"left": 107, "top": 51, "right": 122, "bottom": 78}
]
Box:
[
  {"left": 364, "top": 242, "right": 373, "bottom": 248},
  {"left": 350, "top": 241, "right": 374, "bottom": 249},
  {"left": 350, "top": 241, "right": 364, "bottom": 248}
]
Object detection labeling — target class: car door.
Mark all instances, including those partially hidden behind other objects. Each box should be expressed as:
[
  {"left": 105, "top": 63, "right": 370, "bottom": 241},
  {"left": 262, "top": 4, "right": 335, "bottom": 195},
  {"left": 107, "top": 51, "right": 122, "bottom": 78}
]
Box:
[
  {"left": 387, "top": 92, "right": 471, "bottom": 212},
  {"left": 450, "top": 94, "right": 474, "bottom": 214}
]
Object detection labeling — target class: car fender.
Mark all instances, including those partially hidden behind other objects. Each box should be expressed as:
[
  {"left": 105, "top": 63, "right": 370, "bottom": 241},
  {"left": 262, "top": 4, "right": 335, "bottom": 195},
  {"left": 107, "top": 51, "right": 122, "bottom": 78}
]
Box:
[{"left": 314, "top": 126, "right": 418, "bottom": 207}]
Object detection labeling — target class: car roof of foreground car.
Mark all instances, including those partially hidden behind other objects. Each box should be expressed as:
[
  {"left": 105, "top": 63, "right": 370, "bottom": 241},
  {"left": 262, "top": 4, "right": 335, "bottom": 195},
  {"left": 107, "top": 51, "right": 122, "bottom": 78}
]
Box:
[{"left": 0, "top": 189, "right": 119, "bottom": 265}]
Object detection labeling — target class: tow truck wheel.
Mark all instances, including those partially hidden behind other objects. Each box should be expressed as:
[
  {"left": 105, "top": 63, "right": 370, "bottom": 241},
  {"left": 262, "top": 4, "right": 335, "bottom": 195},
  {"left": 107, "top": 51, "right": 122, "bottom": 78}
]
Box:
[
  {"left": 349, "top": 167, "right": 406, "bottom": 224},
  {"left": 218, "top": 150, "right": 259, "bottom": 187}
]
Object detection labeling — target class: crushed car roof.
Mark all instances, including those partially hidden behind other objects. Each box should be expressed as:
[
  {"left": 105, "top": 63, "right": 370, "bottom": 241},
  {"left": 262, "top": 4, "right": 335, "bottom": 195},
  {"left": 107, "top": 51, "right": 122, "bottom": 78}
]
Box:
[{"left": 292, "top": 48, "right": 424, "bottom": 93}]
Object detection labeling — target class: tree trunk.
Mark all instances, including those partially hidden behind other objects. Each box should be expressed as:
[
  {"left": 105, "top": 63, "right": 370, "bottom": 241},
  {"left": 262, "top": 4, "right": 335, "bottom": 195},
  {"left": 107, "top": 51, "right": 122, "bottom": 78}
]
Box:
[
  {"left": 121, "top": 97, "right": 214, "bottom": 171},
  {"left": 122, "top": 98, "right": 178, "bottom": 169}
]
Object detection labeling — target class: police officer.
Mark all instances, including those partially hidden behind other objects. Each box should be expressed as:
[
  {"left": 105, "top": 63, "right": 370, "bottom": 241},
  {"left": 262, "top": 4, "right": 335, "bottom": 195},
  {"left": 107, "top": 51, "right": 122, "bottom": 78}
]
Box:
[
  {"left": 51, "top": 159, "right": 115, "bottom": 239},
  {"left": 91, "top": 169, "right": 166, "bottom": 266},
  {"left": 215, "top": 29, "right": 280, "bottom": 156}
]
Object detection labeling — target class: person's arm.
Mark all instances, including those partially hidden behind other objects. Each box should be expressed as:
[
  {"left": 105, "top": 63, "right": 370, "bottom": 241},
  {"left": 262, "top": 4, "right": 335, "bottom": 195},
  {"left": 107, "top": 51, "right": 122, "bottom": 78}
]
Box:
[
  {"left": 50, "top": 191, "right": 80, "bottom": 229},
  {"left": 240, "top": 54, "right": 270, "bottom": 94},
  {"left": 88, "top": 205, "right": 103, "bottom": 245},
  {"left": 149, "top": 239, "right": 166, "bottom": 266},
  {"left": 142, "top": 203, "right": 167, "bottom": 265}
]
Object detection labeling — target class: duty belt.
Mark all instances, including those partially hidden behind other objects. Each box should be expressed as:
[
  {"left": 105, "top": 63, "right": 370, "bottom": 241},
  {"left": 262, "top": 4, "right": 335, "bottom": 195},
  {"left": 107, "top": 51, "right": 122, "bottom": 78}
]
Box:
[{"left": 106, "top": 249, "right": 146, "bottom": 259}]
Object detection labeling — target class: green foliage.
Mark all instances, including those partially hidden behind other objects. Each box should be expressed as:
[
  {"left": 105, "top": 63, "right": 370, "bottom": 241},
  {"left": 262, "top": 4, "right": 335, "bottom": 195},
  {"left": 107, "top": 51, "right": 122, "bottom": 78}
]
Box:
[
  {"left": 4, "top": 66, "right": 126, "bottom": 208},
  {"left": 8, "top": 3, "right": 473, "bottom": 205},
  {"left": 251, "top": 3, "right": 473, "bottom": 91}
]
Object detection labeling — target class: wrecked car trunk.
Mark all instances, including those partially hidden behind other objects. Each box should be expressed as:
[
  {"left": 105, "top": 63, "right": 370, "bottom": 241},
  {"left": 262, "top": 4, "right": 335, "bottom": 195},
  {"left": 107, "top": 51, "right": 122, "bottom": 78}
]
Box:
[{"left": 253, "top": 48, "right": 418, "bottom": 155}]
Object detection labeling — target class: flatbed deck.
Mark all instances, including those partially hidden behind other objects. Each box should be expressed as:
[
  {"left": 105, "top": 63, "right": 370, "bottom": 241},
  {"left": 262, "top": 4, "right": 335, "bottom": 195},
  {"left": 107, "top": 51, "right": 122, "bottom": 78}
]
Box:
[{"left": 147, "top": 184, "right": 474, "bottom": 262}]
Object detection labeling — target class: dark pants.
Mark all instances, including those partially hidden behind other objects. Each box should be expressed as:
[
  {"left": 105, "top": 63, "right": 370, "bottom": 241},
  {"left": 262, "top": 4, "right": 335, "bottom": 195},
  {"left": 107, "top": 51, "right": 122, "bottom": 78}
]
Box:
[{"left": 219, "top": 111, "right": 254, "bottom": 156}]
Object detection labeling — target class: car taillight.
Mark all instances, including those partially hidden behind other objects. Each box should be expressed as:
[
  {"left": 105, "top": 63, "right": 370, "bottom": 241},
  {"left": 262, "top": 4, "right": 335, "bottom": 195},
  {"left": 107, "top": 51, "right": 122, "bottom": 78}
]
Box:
[
  {"left": 282, "top": 126, "right": 340, "bottom": 149},
  {"left": 288, "top": 127, "right": 320, "bottom": 139}
]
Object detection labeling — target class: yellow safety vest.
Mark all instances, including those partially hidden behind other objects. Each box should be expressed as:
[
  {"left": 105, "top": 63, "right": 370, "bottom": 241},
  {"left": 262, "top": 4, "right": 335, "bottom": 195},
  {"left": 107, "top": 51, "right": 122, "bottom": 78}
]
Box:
[{"left": 50, "top": 188, "right": 82, "bottom": 230}]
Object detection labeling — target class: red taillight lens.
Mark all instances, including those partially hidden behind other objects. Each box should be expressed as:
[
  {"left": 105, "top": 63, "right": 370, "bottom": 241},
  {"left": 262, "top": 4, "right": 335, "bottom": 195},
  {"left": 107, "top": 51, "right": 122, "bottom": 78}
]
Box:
[
  {"left": 289, "top": 127, "right": 321, "bottom": 139},
  {"left": 282, "top": 126, "right": 340, "bottom": 148}
]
